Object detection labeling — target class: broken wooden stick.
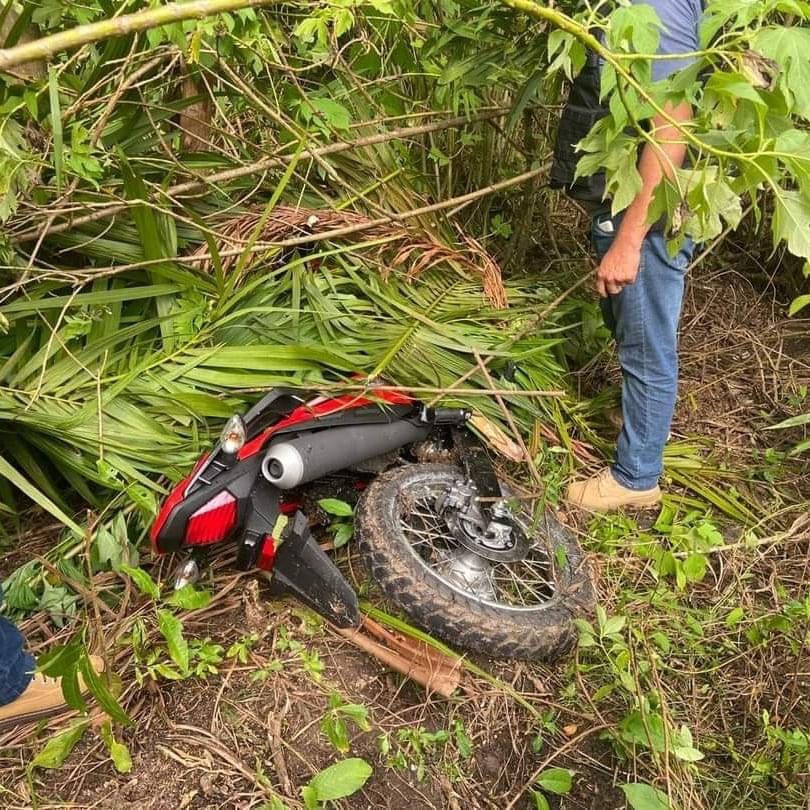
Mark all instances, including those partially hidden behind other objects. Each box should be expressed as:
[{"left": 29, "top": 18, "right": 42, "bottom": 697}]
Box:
[{"left": 334, "top": 616, "right": 462, "bottom": 698}]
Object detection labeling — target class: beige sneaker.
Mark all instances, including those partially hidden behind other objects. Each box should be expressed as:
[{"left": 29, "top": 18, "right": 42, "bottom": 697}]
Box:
[
  {"left": 0, "top": 655, "right": 105, "bottom": 731},
  {"left": 565, "top": 468, "right": 661, "bottom": 513}
]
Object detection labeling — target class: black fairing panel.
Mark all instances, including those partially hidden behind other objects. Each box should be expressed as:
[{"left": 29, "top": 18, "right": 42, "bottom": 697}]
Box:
[{"left": 155, "top": 455, "right": 264, "bottom": 553}]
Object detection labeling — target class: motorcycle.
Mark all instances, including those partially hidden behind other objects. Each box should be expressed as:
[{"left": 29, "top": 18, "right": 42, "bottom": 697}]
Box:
[{"left": 150, "top": 387, "right": 594, "bottom": 660}]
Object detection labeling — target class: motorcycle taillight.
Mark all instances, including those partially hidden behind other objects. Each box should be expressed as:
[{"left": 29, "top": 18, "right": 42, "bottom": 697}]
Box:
[{"left": 185, "top": 491, "right": 238, "bottom": 545}]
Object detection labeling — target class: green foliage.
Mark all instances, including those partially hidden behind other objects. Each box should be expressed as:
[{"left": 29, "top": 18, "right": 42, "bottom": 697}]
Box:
[
  {"left": 536, "top": 0, "right": 810, "bottom": 298},
  {"left": 157, "top": 608, "right": 189, "bottom": 673},
  {"left": 0, "top": 120, "right": 34, "bottom": 221},
  {"left": 621, "top": 782, "right": 671, "bottom": 810},
  {"left": 29, "top": 719, "right": 90, "bottom": 771},
  {"left": 301, "top": 758, "right": 373, "bottom": 809},
  {"left": 318, "top": 498, "right": 355, "bottom": 549},
  {"left": 100, "top": 720, "right": 133, "bottom": 774},
  {"left": 320, "top": 691, "right": 372, "bottom": 753},
  {"left": 165, "top": 584, "right": 213, "bottom": 610},
  {"left": 531, "top": 766, "right": 574, "bottom": 808},
  {"left": 121, "top": 564, "right": 160, "bottom": 600},
  {"left": 382, "top": 725, "right": 451, "bottom": 781},
  {"left": 226, "top": 632, "right": 259, "bottom": 663}
]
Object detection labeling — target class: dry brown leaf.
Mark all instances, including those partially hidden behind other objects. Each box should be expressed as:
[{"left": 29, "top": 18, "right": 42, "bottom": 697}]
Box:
[{"left": 470, "top": 413, "right": 526, "bottom": 462}]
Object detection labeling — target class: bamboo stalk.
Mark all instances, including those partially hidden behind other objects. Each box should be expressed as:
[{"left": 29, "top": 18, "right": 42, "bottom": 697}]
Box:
[{"left": 0, "top": 0, "right": 276, "bottom": 71}]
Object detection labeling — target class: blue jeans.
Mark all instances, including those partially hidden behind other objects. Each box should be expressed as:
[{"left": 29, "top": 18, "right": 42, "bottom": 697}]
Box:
[
  {"left": 0, "top": 588, "right": 34, "bottom": 706},
  {"left": 591, "top": 212, "right": 694, "bottom": 490}
]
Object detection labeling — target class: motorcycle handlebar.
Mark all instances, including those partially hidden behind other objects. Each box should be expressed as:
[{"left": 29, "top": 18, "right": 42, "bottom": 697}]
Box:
[{"left": 429, "top": 407, "right": 472, "bottom": 425}]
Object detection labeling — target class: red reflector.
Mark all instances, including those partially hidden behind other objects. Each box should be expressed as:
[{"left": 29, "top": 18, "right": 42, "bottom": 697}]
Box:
[
  {"left": 257, "top": 535, "right": 277, "bottom": 571},
  {"left": 185, "top": 491, "right": 237, "bottom": 546}
]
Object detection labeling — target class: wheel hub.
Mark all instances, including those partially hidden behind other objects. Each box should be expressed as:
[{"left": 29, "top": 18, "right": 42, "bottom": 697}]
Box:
[
  {"left": 437, "top": 550, "right": 497, "bottom": 601},
  {"left": 437, "top": 480, "right": 530, "bottom": 563}
]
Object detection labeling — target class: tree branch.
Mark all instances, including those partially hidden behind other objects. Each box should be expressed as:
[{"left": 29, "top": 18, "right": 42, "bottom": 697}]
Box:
[
  {"left": 12, "top": 107, "right": 519, "bottom": 243},
  {"left": 0, "top": 0, "right": 276, "bottom": 71}
]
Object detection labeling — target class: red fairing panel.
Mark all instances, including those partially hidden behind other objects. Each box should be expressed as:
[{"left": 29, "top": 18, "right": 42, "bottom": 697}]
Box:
[{"left": 150, "top": 453, "right": 210, "bottom": 549}]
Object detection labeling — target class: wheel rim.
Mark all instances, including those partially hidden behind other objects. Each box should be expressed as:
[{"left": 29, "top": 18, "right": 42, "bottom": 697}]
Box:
[{"left": 396, "top": 476, "right": 558, "bottom": 612}]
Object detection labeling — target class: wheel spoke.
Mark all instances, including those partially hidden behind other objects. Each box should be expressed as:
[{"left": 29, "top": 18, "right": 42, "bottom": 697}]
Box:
[{"left": 396, "top": 478, "right": 557, "bottom": 610}]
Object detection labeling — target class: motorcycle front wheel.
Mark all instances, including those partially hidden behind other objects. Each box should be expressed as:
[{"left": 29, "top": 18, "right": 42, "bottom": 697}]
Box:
[{"left": 356, "top": 463, "right": 595, "bottom": 661}]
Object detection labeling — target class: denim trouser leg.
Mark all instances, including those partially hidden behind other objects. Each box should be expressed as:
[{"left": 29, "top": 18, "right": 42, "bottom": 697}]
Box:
[
  {"left": 591, "top": 212, "right": 694, "bottom": 490},
  {"left": 0, "top": 588, "right": 35, "bottom": 706}
]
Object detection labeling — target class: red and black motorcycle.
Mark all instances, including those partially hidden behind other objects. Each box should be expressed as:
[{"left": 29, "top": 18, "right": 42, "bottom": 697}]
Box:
[{"left": 151, "top": 388, "right": 593, "bottom": 660}]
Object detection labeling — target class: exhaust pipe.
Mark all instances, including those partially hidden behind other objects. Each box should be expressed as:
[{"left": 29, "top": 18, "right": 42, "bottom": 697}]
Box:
[{"left": 262, "top": 421, "right": 431, "bottom": 489}]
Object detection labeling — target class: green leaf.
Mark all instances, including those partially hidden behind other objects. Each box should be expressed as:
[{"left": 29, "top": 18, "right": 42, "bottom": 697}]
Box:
[
  {"left": 0, "top": 454, "right": 83, "bottom": 536},
  {"left": 788, "top": 294, "right": 810, "bottom": 317},
  {"left": 322, "top": 715, "right": 350, "bottom": 753},
  {"left": 773, "top": 191, "right": 810, "bottom": 261},
  {"left": 608, "top": 4, "right": 661, "bottom": 54},
  {"left": 602, "top": 615, "right": 626, "bottom": 636},
  {"left": 36, "top": 640, "right": 81, "bottom": 676},
  {"left": 683, "top": 553, "right": 707, "bottom": 583},
  {"left": 165, "top": 585, "right": 212, "bottom": 611},
  {"left": 318, "top": 498, "right": 354, "bottom": 517},
  {"left": 100, "top": 721, "right": 133, "bottom": 773},
  {"left": 306, "top": 98, "right": 352, "bottom": 131},
  {"left": 752, "top": 27, "right": 810, "bottom": 118},
  {"left": 95, "top": 525, "right": 125, "bottom": 570},
  {"left": 48, "top": 68, "right": 63, "bottom": 192},
  {"left": 158, "top": 608, "right": 189, "bottom": 674},
  {"left": 120, "top": 564, "right": 160, "bottom": 600},
  {"left": 532, "top": 791, "right": 551, "bottom": 810},
  {"left": 30, "top": 720, "right": 89, "bottom": 770},
  {"left": 621, "top": 782, "right": 671, "bottom": 810},
  {"left": 79, "top": 655, "right": 132, "bottom": 726},
  {"left": 673, "top": 745, "right": 705, "bottom": 762},
  {"left": 453, "top": 720, "right": 473, "bottom": 758},
  {"left": 332, "top": 523, "right": 354, "bottom": 549},
  {"left": 301, "top": 784, "right": 318, "bottom": 810},
  {"left": 535, "top": 767, "right": 573, "bottom": 795},
  {"left": 304, "top": 758, "right": 373, "bottom": 803},
  {"left": 705, "top": 71, "right": 766, "bottom": 107},
  {"left": 767, "top": 411, "right": 810, "bottom": 431}
]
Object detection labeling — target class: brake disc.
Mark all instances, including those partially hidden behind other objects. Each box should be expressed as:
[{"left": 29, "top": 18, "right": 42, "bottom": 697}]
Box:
[{"left": 438, "top": 482, "right": 531, "bottom": 563}]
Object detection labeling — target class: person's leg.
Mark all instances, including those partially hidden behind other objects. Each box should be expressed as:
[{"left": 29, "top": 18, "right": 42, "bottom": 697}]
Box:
[
  {"left": 606, "top": 226, "right": 693, "bottom": 489},
  {"left": 0, "top": 616, "right": 35, "bottom": 706},
  {"left": 567, "top": 213, "right": 693, "bottom": 510}
]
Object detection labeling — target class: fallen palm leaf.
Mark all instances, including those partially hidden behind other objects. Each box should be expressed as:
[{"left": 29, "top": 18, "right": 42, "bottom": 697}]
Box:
[{"left": 188, "top": 205, "right": 507, "bottom": 307}]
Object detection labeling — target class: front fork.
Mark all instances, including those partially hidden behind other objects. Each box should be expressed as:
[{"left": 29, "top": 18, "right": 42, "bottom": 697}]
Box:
[{"left": 172, "top": 479, "right": 360, "bottom": 628}]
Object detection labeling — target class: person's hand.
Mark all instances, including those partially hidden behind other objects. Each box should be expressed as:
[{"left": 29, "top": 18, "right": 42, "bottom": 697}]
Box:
[{"left": 595, "top": 240, "right": 642, "bottom": 297}]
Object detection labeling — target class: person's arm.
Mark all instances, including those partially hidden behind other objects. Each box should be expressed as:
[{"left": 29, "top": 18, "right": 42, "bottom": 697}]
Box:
[{"left": 595, "top": 100, "right": 692, "bottom": 297}]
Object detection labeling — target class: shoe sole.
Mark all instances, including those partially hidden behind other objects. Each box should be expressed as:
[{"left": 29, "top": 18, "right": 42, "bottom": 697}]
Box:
[
  {"left": 565, "top": 494, "right": 661, "bottom": 513},
  {"left": 0, "top": 704, "right": 70, "bottom": 733}
]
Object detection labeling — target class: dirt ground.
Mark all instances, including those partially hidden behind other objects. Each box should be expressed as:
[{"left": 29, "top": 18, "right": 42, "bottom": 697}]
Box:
[{"left": 1, "top": 246, "right": 808, "bottom": 809}]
